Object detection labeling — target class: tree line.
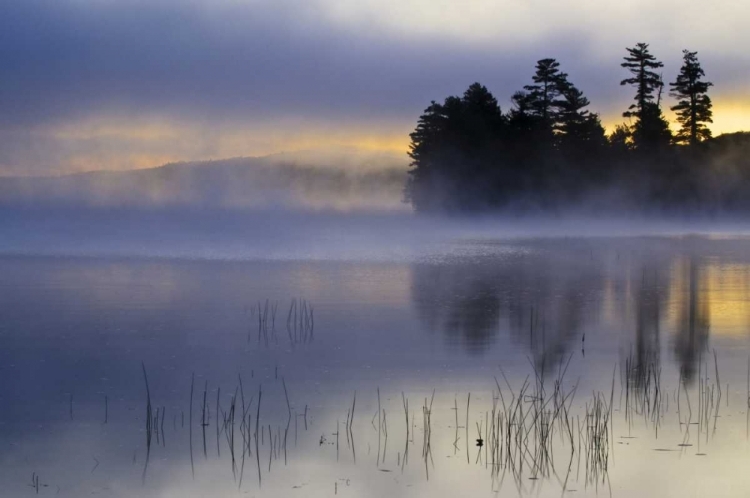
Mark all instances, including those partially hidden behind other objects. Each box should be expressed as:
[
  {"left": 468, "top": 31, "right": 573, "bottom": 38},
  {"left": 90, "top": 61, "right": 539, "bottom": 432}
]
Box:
[{"left": 405, "top": 43, "right": 749, "bottom": 213}]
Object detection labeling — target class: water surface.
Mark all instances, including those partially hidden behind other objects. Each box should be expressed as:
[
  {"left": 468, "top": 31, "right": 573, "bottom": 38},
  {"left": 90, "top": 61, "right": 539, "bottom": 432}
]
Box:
[{"left": 2, "top": 215, "right": 750, "bottom": 497}]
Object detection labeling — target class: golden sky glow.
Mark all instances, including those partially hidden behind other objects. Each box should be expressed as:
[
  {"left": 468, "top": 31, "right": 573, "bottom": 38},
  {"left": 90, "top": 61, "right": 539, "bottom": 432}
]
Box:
[
  {"left": 600, "top": 95, "right": 750, "bottom": 137},
  {"left": 22, "top": 92, "right": 748, "bottom": 176},
  {"left": 10, "top": 117, "right": 411, "bottom": 176},
  {"left": 704, "top": 100, "right": 750, "bottom": 136},
  {"left": 663, "top": 257, "right": 750, "bottom": 337},
  {"left": 698, "top": 262, "right": 750, "bottom": 336},
  {"left": 1, "top": 0, "right": 749, "bottom": 176}
]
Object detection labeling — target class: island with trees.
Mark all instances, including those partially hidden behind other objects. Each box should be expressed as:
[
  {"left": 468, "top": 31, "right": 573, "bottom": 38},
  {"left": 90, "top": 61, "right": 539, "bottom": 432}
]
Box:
[{"left": 404, "top": 43, "right": 750, "bottom": 213}]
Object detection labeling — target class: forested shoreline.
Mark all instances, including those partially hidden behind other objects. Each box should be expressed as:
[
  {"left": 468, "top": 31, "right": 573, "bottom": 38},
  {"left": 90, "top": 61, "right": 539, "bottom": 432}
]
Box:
[{"left": 405, "top": 43, "right": 750, "bottom": 213}]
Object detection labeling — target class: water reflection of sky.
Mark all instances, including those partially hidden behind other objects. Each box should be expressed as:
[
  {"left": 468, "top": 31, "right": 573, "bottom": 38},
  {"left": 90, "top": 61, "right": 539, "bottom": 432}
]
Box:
[{"left": 2, "top": 235, "right": 750, "bottom": 496}]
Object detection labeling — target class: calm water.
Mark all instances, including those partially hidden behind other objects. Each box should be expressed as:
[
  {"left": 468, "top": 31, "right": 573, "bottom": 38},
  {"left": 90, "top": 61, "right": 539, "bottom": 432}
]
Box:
[{"left": 2, "top": 214, "right": 750, "bottom": 497}]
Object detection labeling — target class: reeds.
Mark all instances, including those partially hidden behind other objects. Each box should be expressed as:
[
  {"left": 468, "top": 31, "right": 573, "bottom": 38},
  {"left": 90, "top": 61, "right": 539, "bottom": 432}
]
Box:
[
  {"left": 30, "top": 472, "right": 41, "bottom": 494},
  {"left": 345, "top": 392, "right": 356, "bottom": 462},
  {"left": 189, "top": 372, "right": 195, "bottom": 478},
  {"left": 422, "top": 390, "right": 435, "bottom": 479},
  {"left": 141, "top": 362, "right": 154, "bottom": 484},
  {"left": 127, "top": 349, "right": 733, "bottom": 495},
  {"left": 623, "top": 348, "right": 664, "bottom": 436},
  {"left": 582, "top": 391, "right": 613, "bottom": 488},
  {"left": 286, "top": 298, "right": 314, "bottom": 345},
  {"left": 247, "top": 297, "right": 315, "bottom": 347},
  {"left": 480, "top": 357, "right": 615, "bottom": 494},
  {"left": 401, "top": 392, "right": 409, "bottom": 470}
]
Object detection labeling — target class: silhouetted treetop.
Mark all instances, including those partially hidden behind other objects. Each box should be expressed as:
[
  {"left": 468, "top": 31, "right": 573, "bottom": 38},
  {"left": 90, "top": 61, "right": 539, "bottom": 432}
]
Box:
[
  {"left": 621, "top": 43, "right": 664, "bottom": 118},
  {"left": 523, "top": 58, "right": 568, "bottom": 131},
  {"left": 557, "top": 85, "right": 606, "bottom": 149},
  {"left": 403, "top": 46, "right": 744, "bottom": 214},
  {"left": 670, "top": 50, "right": 713, "bottom": 145},
  {"left": 405, "top": 83, "right": 505, "bottom": 211},
  {"left": 620, "top": 44, "right": 671, "bottom": 150}
]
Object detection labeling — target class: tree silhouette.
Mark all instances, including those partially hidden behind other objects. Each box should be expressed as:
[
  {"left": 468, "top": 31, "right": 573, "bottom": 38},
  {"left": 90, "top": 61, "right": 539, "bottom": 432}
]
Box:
[
  {"left": 523, "top": 59, "right": 568, "bottom": 135},
  {"left": 621, "top": 43, "right": 663, "bottom": 117},
  {"left": 557, "top": 85, "right": 606, "bottom": 149},
  {"left": 403, "top": 49, "right": 750, "bottom": 213},
  {"left": 620, "top": 43, "right": 672, "bottom": 149},
  {"left": 670, "top": 50, "right": 713, "bottom": 146},
  {"left": 507, "top": 91, "right": 538, "bottom": 141},
  {"left": 404, "top": 100, "right": 448, "bottom": 211},
  {"left": 609, "top": 123, "right": 634, "bottom": 153},
  {"left": 404, "top": 83, "right": 504, "bottom": 211},
  {"left": 633, "top": 102, "right": 672, "bottom": 150}
]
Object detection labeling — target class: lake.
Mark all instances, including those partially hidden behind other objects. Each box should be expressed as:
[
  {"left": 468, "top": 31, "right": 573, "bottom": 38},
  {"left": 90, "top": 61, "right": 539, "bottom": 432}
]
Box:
[{"left": 2, "top": 210, "right": 750, "bottom": 497}]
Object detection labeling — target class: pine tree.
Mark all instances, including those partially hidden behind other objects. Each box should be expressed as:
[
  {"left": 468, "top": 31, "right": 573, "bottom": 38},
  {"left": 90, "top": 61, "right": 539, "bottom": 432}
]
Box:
[
  {"left": 523, "top": 58, "right": 568, "bottom": 130},
  {"left": 460, "top": 82, "right": 506, "bottom": 148},
  {"left": 557, "top": 86, "right": 590, "bottom": 130},
  {"left": 404, "top": 84, "right": 504, "bottom": 211},
  {"left": 609, "top": 124, "right": 634, "bottom": 152},
  {"left": 620, "top": 43, "right": 671, "bottom": 148},
  {"left": 557, "top": 85, "right": 606, "bottom": 147},
  {"left": 670, "top": 50, "right": 713, "bottom": 145},
  {"left": 404, "top": 100, "right": 449, "bottom": 210},
  {"left": 633, "top": 101, "right": 672, "bottom": 149},
  {"left": 507, "top": 91, "right": 535, "bottom": 136},
  {"left": 621, "top": 43, "right": 663, "bottom": 118}
]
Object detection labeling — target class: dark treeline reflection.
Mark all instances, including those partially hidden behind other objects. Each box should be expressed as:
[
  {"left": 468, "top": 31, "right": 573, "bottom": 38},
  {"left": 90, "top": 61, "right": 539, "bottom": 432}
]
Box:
[
  {"left": 673, "top": 258, "right": 711, "bottom": 383},
  {"left": 630, "top": 255, "right": 711, "bottom": 386},
  {"left": 628, "top": 261, "right": 668, "bottom": 394},
  {"left": 410, "top": 248, "right": 602, "bottom": 367},
  {"left": 410, "top": 244, "right": 730, "bottom": 384},
  {"left": 405, "top": 45, "right": 750, "bottom": 213}
]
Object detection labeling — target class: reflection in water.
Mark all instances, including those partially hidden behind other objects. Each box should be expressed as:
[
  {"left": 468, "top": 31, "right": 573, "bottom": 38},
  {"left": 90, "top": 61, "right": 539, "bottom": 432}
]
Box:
[
  {"left": 523, "top": 281, "right": 587, "bottom": 372},
  {"left": 410, "top": 262, "right": 502, "bottom": 354},
  {"left": 411, "top": 240, "right": 750, "bottom": 384},
  {"left": 630, "top": 263, "right": 666, "bottom": 388},
  {"left": 410, "top": 251, "right": 598, "bottom": 370},
  {"left": 672, "top": 257, "right": 711, "bottom": 384},
  {"left": 5, "top": 237, "right": 750, "bottom": 497}
]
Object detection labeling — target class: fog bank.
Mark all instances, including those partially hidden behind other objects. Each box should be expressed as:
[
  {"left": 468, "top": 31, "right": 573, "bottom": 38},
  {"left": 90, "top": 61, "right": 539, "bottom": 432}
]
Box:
[{"left": 0, "top": 150, "right": 409, "bottom": 212}]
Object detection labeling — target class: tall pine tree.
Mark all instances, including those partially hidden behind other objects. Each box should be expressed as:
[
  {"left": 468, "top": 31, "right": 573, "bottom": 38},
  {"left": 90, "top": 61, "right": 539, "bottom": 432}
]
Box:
[
  {"left": 620, "top": 43, "right": 671, "bottom": 149},
  {"left": 523, "top": 59, "right": 568, "bottom": 132},
  {"left": 670, "top": 50, "right": 713, "bottom": 145}
]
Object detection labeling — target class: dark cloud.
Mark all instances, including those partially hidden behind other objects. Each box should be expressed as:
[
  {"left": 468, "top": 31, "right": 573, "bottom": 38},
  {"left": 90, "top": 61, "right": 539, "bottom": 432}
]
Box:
[{"left": 0, "top": 0, "right": 630, "bottom": 127}]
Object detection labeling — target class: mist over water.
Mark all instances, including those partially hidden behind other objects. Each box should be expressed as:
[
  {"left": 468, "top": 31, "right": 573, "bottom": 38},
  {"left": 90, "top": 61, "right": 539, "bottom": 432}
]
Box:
[
  {"left": 0, "top": 151, "right": 409, "bottom": 212},
  {"left": 3, "top": 196, "right": 750, "bottom": 496},
  {"left": 4, "top": 155, "right": 750, "bottom": 498},
  {"left": 5, "top": 203, "right": 750, "bottom": 261},
  {"left": 3, "top": 0, "right": 750, "bottom": 494}
]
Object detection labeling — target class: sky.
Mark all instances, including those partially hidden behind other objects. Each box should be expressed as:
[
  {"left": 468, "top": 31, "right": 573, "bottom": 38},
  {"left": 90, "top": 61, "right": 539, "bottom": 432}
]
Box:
[{"left": 1, "top": 0, "right": 749, "bottom": 176}]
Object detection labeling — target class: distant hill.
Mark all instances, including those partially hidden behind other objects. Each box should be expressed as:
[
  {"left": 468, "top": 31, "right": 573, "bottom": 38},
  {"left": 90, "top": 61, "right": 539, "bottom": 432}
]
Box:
[
  {"left": 706, "top": 131, "right": 750, "bottom": 154},
  {"left": 0, "top": 151, "right": 410, "bottom": 211}
]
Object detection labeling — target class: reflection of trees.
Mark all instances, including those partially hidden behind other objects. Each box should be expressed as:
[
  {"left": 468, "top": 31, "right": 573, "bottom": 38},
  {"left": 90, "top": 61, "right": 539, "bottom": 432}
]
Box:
[
  {"left": 624, "top": 255, "right": 711, "bottom": 387},
  {"left": 409, "top": 255, "right": 598, "bottom": 368},
  {"left": 503, "top": 271, "right": 590, "bottom": 372},
  {"left": 410, "top": 262, "right": 501, "bottom": 355},
  {"left": 410, "top": 240, "right": 750, "bottom": 386},
  {"left": 673, "top": 258, "right": 710, "bottom": 384},
  {"left": 631, "top": 265, "right": 665, "bottom": 384}
]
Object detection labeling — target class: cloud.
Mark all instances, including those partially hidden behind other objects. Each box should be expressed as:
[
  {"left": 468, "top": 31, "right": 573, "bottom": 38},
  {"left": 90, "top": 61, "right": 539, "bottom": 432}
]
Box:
[
  {"left": 319, "top": 0, "right": 750, "bottom": 56},
  {"left": 0, "top": 0, "right": 748, "bottom": 174}
]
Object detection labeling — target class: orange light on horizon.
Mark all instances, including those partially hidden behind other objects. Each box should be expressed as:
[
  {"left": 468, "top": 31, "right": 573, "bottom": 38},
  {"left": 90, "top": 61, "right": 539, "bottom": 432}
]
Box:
[
  {"left": 600, "top": 95, "right": 750, "bottom": 137},
  {"left": 12, "top": 91, "right": 750, "bottom": 177}
]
